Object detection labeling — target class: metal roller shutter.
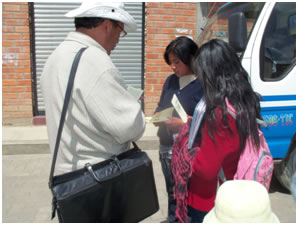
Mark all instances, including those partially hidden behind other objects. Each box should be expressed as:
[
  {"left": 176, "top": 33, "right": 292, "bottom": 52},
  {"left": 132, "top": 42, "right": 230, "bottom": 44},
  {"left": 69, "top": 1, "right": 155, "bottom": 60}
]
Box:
[{"left": 32, "top": 2, "right": 144, "bottom": 113}]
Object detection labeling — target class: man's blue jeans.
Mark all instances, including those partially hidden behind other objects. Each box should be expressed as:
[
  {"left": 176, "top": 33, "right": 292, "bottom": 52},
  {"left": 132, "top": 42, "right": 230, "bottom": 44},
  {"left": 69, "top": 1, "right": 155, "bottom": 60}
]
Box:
[{"left": 159, "top": 145, "right": 177, "bottom": 223}]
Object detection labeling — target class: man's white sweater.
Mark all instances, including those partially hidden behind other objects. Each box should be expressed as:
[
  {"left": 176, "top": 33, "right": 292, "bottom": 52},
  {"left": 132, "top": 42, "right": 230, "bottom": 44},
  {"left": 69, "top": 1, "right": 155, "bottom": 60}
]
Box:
[{"left": 41, "top": 32, "right": 145, "bottom": 175}]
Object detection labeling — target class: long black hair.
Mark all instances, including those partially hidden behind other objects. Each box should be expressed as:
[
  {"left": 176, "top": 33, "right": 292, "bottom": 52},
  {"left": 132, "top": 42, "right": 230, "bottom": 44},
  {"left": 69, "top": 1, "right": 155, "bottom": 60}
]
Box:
[{"left": 192, "top": 39, "right": 262, "bottom": 151}]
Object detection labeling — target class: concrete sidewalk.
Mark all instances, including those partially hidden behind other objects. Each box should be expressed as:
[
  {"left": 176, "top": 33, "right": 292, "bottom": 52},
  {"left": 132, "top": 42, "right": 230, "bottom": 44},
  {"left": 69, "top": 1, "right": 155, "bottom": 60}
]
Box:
[
  {"left": 2, "top": 123, "right": 296, "bottom": 223},
  {"left": 2, "top": 122, "right": 159, "bottom": 146},
  {"left": 2, "top": 123, "right": 168, "bottom": 223}
]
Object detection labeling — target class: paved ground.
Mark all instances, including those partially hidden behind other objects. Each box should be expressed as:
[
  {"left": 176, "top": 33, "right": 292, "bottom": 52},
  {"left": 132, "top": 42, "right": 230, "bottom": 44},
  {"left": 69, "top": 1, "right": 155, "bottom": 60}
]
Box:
[
  {"left": 2, "top": 124, "right": 296, "bottom": 223},
  {"left": 2, "top": 149, "right": 167, "bottom": 223}
]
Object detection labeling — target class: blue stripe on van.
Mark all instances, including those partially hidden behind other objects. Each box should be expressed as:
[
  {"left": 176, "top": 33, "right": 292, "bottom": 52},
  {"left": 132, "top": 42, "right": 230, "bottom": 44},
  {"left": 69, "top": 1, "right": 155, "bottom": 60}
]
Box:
[
  {"left": 260, "top": 95, "right": 296, "bottom": 102},
  {"left": 261, "top": 105, "right": 296, "bottom": 111}
]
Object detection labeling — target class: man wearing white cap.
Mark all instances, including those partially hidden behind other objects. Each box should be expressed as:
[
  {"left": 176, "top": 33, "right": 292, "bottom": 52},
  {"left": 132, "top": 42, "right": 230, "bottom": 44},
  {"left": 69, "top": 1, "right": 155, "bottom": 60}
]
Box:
[{"left": 41, "top": 2, "right": 145, "bottom": 175}]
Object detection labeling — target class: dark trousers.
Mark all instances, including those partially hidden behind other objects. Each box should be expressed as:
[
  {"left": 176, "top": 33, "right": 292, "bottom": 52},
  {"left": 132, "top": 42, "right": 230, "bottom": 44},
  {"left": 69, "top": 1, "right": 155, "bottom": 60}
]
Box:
[
  {"left": 188, "top": 205, "right": 208, "bottom": 223},
  {"left": 159, "top": 145, "right": 177, "bottom": 223}
]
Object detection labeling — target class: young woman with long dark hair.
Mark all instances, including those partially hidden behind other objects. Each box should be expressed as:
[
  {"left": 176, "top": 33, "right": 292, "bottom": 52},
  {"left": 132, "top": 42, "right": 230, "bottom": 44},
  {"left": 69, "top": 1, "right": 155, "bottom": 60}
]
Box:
[{"left": 183, "top": 39, "right": 262, "bottom": 222}]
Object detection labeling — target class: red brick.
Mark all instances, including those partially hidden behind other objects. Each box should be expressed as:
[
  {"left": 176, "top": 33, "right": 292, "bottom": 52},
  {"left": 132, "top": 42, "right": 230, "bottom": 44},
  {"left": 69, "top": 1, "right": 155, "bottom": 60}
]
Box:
[
  {"left": 15, "top": 41, "right": 30, "bottom": 46},
  {"left": 4, "top": 19, "right": 20, "bottom": 26},
  {"left": 23, "top": 46, "right": 31, "bottom": 53},
  {"left": 18, "top": 92, "right": 32, "bottom": 99},
  {"left": 19, "top": 105, "right": 33, "bottom": 111},
  {"left": 154, "top": 9, "right": 168, "bottom": 15},
  {"left": 176, "top": 3, "right": 192, "bottom": 9},
  {"left": 15, "top": 26, "right": 29, "bottom": 33},
  {"left": 3, "top": 80, "right": 17, "bottom": 86},
  {"left": 4, "top": 4, "right": 20, "bottom": 11},
  {"left": 147, "top": 53, "right": 159, "bottom": 59},
  {"left": 146, "top": 40, "right": 161, "bottom": 46},
  {"left": 146, "top": 2, "right": 160, "bottom": 8},
  {"left": 3, "top": 93, "right": 17, "bottom": 99},
  {"left": 161, "top": 2, "right": 175, "bottom": 8},
  {"left": 17, "top": 80, "right": 31, "bottom": 86},
  {"left": 146, "top": 78, "right": 159, "bottom": 84},
  {"left": 23, "top": 86, "right": 33, "bottom": 92},
  {"left": 7, "top": 73, "right": 23, "bottom": 79},
  {"left": 154, "top": 21, "right": 169, "bottom": 28},
  {"left": 7, "top": 47, "right": 21, "bottom": 53},
  {"left": 17, "top": 53, "right": 30, "bottom": 60},
  {"left": 170, "top": 9, "right": 184, "bottom": 15},
  {"left": 176, "top": 16, "right": 189, "bottom": 22},
  {"left": 2, "top": 26, "right": 15, "bottom": 32},
  {"left": 16, "top": 67, "right": 31, "bottom": 73},
  {"left": 14, "top": 12, "right": 28, "bottom": 19},
  {"left": 2, "top": 87, "right": 10, "bottom": 93},
  {"left": 146, "top": 66, "right": 159, "bottom": 72},
  {"left": 161, "top": 28, "right": 175, "bottom": 34},
  {"left": 183, "top": 10, "right": 196, "bottom": 16},
  {"left": 3, "top": 105, "right": 19, "bottom": 111},
  {"left": 154, "top": 34, "right": 169, "bottom": 40},
  {"left": 146, "top": 27, "right": 160, "bottom": 33},
  {"left": 20, "top": 4, "right": 29, "bottom": 11},
  {"left": 2, "top": 40, "right": 14, "bottom": 47},
  {"left": 2, "top": 67, "right": 15, "bottom": 73},
  {"left": 10, "top": 86, "right": 24, "bottom": 92},
  {"left": 161, "top": 15, "right": 175, "bottom": 21},
  {"left": 147, "top": 15, "right": 161, "bottom": 21}
]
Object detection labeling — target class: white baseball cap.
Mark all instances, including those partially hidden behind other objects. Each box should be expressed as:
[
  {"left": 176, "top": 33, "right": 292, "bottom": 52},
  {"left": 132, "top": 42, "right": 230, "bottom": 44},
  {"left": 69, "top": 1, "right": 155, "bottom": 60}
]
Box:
[
  {"left": 65, "top": 2, "right": 137, "bottom": 32},
  {"left": 203, "top": 180, "right": 280, "bottom": 223}
]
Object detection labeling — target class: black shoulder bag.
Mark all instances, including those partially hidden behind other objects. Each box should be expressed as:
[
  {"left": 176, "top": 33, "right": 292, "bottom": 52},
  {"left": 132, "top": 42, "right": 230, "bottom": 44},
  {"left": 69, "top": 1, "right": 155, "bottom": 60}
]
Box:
[{"left": 48, "top": 48, "right": 159, "bottom": 223}]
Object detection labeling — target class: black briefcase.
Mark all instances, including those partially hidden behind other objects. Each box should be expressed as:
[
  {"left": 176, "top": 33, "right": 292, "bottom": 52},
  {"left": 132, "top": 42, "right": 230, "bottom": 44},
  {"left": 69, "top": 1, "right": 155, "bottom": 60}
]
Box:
[{"left": 50, "top": 143, "right": 159, "bottom": 223}]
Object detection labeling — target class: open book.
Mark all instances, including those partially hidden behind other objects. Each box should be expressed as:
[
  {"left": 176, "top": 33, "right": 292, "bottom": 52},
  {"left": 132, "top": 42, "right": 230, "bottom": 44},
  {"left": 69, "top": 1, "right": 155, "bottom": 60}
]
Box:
[
  {"left": 150, "top": 94, "right": 188, "bottom": 123},
  {"left": 150, "top": 107, "right": 174, "bottom": 123}
]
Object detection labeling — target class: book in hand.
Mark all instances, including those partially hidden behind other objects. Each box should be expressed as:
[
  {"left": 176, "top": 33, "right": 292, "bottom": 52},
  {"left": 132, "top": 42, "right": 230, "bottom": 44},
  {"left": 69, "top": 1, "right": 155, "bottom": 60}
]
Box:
[
  {"left": 149, "top": 107, "right": 174, "bottom": 123},
  {"left": 127, "top": 85, "right": 144, "bottom": 100},
  {"left": 171, "top": 94, "right": 188, "bottom": 123}
]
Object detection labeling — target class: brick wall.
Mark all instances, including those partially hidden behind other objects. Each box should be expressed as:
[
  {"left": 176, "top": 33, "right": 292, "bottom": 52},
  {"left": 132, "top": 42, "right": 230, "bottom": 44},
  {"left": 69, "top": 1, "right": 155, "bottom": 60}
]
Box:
[
  {"left": 2, "top": 2, "right": 32, "bottom": 120},
  {"left": 144, "top": 2, "right": 198, "bottom": 116},
  {"left": 2, "top": 2, "right": 224, "bottom": 121}
]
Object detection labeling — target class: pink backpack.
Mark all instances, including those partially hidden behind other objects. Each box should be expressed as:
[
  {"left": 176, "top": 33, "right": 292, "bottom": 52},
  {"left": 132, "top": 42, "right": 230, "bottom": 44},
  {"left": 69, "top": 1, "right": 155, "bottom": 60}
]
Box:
[{"left": 224, "top": 99, "right": 274, "bottom": 191}]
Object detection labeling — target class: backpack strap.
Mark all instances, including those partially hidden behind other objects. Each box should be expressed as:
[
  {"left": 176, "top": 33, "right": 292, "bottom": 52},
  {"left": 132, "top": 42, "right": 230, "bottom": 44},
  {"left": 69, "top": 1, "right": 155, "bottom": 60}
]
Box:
[
  {"left": 218, "top": 167, "right": 226, "bottom": 183},
  {"left": 225, "top": 98, "right": 267, "bottom": 127}
]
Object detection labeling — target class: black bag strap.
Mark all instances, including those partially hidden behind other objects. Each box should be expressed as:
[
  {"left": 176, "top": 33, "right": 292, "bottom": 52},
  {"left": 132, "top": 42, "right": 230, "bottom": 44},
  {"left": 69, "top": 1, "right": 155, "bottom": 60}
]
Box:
[{"left": 49, "top": 47, "right": 87, "bottom": 188}]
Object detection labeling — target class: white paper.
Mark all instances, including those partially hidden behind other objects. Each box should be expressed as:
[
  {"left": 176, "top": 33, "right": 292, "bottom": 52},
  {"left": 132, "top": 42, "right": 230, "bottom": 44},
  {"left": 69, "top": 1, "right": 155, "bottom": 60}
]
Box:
[
  {"left": 171, "top": 94, "right": 188, "bottom": 123},
  {"left": 127, "top": 85, "right": 144, "bottom": 100}
]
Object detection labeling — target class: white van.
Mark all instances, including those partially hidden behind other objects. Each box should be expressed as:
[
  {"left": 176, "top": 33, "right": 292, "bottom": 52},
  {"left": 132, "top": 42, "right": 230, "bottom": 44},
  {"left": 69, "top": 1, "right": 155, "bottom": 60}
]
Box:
[{"left": 197, "top": 2, "right": 296, "bottom": 159}]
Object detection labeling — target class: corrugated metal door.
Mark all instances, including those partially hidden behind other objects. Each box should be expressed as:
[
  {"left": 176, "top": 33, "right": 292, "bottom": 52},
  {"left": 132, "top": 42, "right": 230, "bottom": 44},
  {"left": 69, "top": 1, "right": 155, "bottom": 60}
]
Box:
[{"left": 32, "top": 2, "right": 144, "bottom": 113}]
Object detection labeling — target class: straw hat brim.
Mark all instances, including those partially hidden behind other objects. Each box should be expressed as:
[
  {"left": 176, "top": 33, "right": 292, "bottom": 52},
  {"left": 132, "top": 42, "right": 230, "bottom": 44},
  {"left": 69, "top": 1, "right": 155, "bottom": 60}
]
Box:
[
  {"left": 203, "top": 207, "right": 280, "bottom": 223},
  {"left": 65, "top": 5, "right": 137, "bottom": 32}
]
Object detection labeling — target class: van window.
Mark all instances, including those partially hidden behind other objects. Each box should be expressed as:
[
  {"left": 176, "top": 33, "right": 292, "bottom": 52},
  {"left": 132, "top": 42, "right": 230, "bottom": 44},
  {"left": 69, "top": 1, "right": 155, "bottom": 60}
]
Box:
[
  {"left": 197, "top": 3, "right": 265, "bottom": 57},
  {"left": 260, "top": 3, "right": 296, "bottom": 81}
]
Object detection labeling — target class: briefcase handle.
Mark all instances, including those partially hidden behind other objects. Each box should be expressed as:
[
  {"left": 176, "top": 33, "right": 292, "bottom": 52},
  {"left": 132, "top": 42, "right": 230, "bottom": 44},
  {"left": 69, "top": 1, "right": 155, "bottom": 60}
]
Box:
[
  {"left": 85, "top": 141, "right": 141, "bottom": 184},
  {"left": 85, "top": 153, "right": 124, "bottom": 183}
]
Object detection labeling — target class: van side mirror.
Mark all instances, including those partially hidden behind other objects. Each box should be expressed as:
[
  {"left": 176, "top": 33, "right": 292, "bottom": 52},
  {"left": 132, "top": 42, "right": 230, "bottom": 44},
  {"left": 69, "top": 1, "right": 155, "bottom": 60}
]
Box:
[{"left": 228, "top": 12, "right": 248, "bottom": 52}]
